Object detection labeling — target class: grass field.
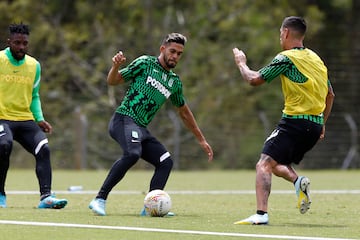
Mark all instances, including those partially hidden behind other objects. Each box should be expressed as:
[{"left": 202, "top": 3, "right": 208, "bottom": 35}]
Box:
[{"left": 0, "top": 169, "right": 359, "bottom": 240}]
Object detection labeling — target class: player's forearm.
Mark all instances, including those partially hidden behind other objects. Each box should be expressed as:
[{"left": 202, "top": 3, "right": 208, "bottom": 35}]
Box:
[
  {"left": 237, "top": 64, "right": 263, "bottom": 86},
  {"left": 188, "top": 123, "right": 207, "bottom": 143},
  {"left": 30, "top": 96, "right": 44, "bottom": 122},
  {"left": 30, "top": 85, "right": 45, "bottom": 122},
  {"left": 323, "top": 88, "right": 335, "bottom": 124},
  {"left": 178, "top": 105, "right": 207, "bottom": 143},
  {"left": 107, "top": 66, "right": 124, "bottom": 85},
  {"left": 233, "top": 48, "right": 264, "bottom": 86}
]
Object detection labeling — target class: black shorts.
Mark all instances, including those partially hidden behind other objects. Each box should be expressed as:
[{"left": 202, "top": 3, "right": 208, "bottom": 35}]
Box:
[
  {"left": 0, "top": 120, "right": 48, "bottom": 155},
  {"left": 108, "top": 113, "right": 171, "bottom": 167},
  {"left": 262, "top": 118, "right": 322, "bottom": 165}
]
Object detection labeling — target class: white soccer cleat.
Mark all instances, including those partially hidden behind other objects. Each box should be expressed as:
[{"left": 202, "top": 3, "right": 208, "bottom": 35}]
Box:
[
  {"left": 234, "top": 213, "right": 269, "bottom": 225},
  {"left": 295, "top": 176, "right": 311, "bottom": 214},
  {"left": 89, "top": 198, "right": 106, "bottom": 216}
]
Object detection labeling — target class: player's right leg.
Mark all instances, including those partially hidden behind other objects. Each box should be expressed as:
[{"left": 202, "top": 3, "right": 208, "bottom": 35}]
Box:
[
  {"left": 271, "top": 163, "right": 311, "bottom": 213},
  {"left": 0, "top": 122, "right": 14, "bottom": 208},
  {"left": 89, "top": 114, "right": 143, "bottom": 216},
  {"left": 89, "top": 198, "right": 106, "bottom": 216}
]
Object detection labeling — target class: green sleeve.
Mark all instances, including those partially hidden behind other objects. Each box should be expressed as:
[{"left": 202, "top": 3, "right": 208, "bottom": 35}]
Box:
[
  {"left": 30, "top": 62, "right": 45, "bottom": 122},
  {"left": 259, "top": 54, "right": 292, "bottom": 83},
  {"left": 119, "top": 55, "right": 147, "bottom": 82}
]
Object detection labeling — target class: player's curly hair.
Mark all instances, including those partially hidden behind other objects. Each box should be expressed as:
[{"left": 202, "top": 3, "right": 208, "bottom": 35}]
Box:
[
  {"left": 162, "top": 33, "right": 187, "bottom": 46},
  {"left": 9, "top": 23, "right": 30, "bottom": 35}
]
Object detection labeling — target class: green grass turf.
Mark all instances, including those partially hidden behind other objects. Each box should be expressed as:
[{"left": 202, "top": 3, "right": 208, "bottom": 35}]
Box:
[{"left": 0, "top": 169, "right": 359, "bottom": 239}]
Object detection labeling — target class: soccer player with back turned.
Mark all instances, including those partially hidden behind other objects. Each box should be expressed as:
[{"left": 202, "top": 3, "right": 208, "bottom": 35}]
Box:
[
  {"left": 89, "top": 33, "right": 213, "bottom": 216},
  {"left": 232, "top": 16, "right": 335, "bottom": 225}
]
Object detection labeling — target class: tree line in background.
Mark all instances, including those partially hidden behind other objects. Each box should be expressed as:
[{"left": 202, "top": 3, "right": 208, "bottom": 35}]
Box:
[{"left": 0, "top": 0, "right": 358, "bottom": 170}]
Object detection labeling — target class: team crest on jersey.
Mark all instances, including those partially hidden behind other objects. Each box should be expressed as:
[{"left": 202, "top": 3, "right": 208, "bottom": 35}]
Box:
[{"left": 168, "top": 78, "right": 174, "bottom": 87}]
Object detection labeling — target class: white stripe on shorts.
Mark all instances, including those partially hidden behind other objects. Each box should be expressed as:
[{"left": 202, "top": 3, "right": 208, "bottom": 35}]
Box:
[
  {"left": 35, "top": 139, "right": 48, "bottom": 155},
  {"left": 160, "top": 152, "right": 170, "bottom": 162}
]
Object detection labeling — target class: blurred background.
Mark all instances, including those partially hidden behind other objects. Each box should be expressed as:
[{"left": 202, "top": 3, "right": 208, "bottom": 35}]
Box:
[{"left": 0, "top": 0, "right": 358, "bottom": 170}]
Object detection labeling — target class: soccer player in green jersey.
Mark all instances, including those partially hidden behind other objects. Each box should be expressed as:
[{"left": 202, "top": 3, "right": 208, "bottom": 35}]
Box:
[
  {"left": 232, "top": 16, "right": 335, "bottom": 225},
  {"left": 0, "top": 23, "right": 67, "bottom": 209},
  {"left": 89, "top": 33, "right": 213, "bottom": 216}
]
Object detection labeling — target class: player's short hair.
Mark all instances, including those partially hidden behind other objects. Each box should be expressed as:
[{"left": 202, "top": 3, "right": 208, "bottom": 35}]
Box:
[
  {"left": 162, "top": 33, "right": 187, "bottom": 46},
  {"left": 9, "top": 23, "right": 30, "bottom": 35},
  {"left": 281, "top": 16, "right": 306, "bottom": 36}
]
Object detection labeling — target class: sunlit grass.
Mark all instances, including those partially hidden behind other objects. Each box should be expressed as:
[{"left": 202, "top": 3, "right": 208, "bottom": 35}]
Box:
[{"left": 0, "top": 169, "right": 359, "bottom": 239}]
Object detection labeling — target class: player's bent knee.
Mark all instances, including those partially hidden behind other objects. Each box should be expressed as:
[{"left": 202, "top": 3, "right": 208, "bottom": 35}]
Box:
[
  {"left": 124, "top": 151, "right": 142, "bottom": 162},
  {"left": 256, "top": 158, "right": 274, "bottom": 173},
  {"left": 35, "top": 143, "right": 50, "bottom": 158},
  {"left": 0, "top": 139, "right": 12, "bottom": 157}
]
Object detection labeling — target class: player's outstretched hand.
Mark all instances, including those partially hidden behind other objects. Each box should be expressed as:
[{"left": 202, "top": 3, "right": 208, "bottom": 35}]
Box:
[
  {"left": 319, "top": 125, "right": 326, "bottom": 140},
  {"left": 201, "top": 140, "right": 213, "bottom": 162}
]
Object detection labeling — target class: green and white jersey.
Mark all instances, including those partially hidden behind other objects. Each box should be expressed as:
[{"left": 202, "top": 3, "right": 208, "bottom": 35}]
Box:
[{"left": 116, "top": 55, "right": 185, "bottom": 127}]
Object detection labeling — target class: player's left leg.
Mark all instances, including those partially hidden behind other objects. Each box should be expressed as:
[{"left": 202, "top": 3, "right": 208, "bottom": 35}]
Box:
[
  {"left": 34, "top": 143, "right": 67, "bottom": 209},
  {"left": 141, "top": 135, "right": 174, "bottom": 216},
  {"left": 14, "top": 121, "right": 67, "bottom": 209},
  {"left": 141, "top": 136, "right": 173, "bottom": 191}
]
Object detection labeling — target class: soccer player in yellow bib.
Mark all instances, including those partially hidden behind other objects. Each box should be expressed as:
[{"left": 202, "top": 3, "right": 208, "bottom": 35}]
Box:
[
  {"left": 0, "top": 23, "right": 67, "bottom": 209},
  {"left": 232, "top": 16, "right": 335, "bottom": 225}
]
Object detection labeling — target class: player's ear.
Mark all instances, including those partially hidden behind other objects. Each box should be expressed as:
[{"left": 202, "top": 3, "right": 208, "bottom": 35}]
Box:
[
  {"left": 160, "top": 45, "right": 166, "bottom": 52},
  {"left": 284, "top": 28, "right": 290, "bottom": 38}
]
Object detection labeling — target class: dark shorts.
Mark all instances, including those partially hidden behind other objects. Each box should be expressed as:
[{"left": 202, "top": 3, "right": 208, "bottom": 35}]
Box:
[
  {"left": 0, "top": 120, "right": 48, "bottom": 155},
  {"left": 262, "top": 118, "right": 322, "bottom": 165},
  {"left": 108, "top": 113, "right": 171, "bottom": 166}
]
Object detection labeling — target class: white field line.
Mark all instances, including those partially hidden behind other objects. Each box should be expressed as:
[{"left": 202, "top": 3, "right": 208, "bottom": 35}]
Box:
[
  {"left": 1, "top": 190, "right": 358, "bottom": 240},
  {"left": 5, "top": 190, "right": 360, "bottom": 195},
  {"left": 0, "top": 220, "right": 356, "bottom": 240}
]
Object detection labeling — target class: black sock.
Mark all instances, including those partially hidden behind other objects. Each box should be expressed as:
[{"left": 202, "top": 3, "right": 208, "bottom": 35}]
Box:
[
  {"left": 293, "top": 177, "right": 298, "bottom": 185},
  {"left": 40, "top": 193, "right": 51, "bottom": 200},
  {"left": 256, "top": 210, "right": 267, "bottom": 215}
]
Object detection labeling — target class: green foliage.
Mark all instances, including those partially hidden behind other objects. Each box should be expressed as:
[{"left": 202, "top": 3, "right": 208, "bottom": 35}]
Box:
[{"left": 0, "top": 0, "right": 357, "bottom": 169}]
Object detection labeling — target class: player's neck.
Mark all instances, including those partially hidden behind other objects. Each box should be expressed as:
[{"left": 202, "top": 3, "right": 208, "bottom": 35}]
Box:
[{"left": 157, "top": 57, "right": 170, "bottom": 71}]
